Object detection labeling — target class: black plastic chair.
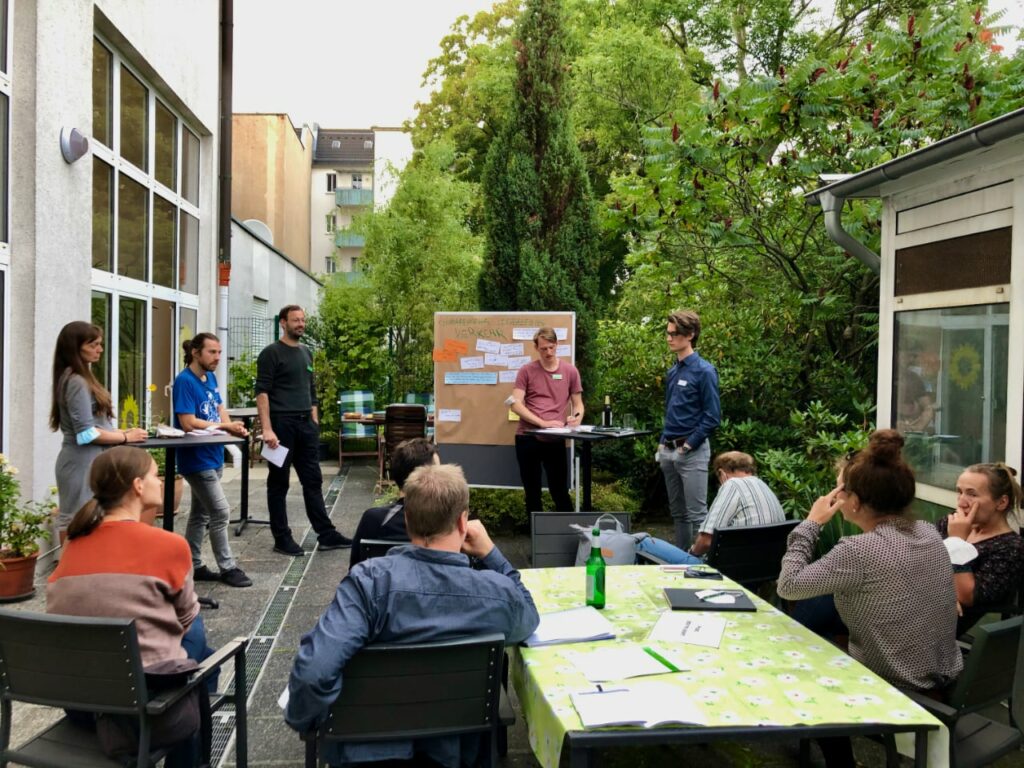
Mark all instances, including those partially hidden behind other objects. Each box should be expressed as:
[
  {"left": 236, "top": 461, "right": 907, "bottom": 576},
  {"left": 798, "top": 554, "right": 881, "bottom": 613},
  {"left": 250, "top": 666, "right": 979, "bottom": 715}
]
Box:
[
  {"left": 358, "top": 538, "right": 410, "bottom": 561},
  {"left": 529, "top": 511, "right": 631, "bottom": 568},
  {"left": 704, "top": 519, "right": 800, "bottom": 587},
  {"left": 902, "top": 615, "right": 1023, "bottom": 768},
  {"left": 302, "top": 633, "right": 511, "bottom": 768},
  {"left": 0, "top": 609, "right": 248, "bottom": 768}
]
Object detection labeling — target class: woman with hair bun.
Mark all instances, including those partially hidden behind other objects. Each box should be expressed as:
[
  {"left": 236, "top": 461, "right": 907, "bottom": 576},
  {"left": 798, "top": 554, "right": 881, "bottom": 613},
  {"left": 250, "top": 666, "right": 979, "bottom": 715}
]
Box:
[
  {"left": 778, "top": 429, "right": 962, "bottom": 692},
  {"left": 940, "top": 462, "right": 1024, "bottom": 635}
]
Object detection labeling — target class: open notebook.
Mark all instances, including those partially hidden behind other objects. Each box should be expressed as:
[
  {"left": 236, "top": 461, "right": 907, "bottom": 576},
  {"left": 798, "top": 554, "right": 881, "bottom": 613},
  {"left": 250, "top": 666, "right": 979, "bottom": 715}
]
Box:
[{"left": 570, "top": 680, "right": 706, "bottom": 728}]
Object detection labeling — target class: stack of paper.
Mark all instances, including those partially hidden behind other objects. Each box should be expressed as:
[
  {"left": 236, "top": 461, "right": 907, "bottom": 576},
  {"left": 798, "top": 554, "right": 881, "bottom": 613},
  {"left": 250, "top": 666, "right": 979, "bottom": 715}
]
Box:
[
  {"left": 647, "top": 612, "right": 727, "bottom": 649},
  {"left": 570, "top": 645, "right": 686, "bottom": 681},
  {"left": 524, "top": 606, "right": 616, "bottom": 647},
  {"left": 570, "top": 680, "right": 707, "bottom": 728}
]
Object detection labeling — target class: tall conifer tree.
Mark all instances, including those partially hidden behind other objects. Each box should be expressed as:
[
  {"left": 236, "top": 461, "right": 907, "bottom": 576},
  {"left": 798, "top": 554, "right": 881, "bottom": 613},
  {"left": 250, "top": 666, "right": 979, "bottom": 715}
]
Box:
[{"left": 479, "top": 0, "right": 600, "bottom": 387}]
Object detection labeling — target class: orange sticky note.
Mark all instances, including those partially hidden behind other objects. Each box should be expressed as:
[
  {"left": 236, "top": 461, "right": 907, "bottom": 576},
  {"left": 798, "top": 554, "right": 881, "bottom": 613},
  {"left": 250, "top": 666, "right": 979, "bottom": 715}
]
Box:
[
  {"left": 432, "top": 348, "right": 457, "bottom": 362},
  {"left": 444, "top": 339, "right": 469, "bottom": 354}
]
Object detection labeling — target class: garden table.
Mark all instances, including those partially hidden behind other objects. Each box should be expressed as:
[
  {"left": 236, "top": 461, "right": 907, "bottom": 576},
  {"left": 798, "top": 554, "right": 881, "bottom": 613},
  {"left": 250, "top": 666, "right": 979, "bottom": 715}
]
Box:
[{"left": 512, "top": 566, "right": 946, "bottom": 768}]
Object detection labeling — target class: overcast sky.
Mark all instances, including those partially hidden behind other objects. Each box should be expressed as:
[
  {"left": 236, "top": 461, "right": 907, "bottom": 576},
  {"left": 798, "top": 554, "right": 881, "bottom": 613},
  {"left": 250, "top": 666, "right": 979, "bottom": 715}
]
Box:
[{"left": 232, "top": 0, "right": 1023, "bottom": 170}]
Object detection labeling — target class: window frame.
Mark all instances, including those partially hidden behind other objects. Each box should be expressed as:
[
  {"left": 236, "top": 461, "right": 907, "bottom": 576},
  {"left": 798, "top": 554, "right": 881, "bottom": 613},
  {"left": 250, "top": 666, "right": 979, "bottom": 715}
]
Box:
[{"left": 91, "top": 34, "right": 201, "bottom": 425}]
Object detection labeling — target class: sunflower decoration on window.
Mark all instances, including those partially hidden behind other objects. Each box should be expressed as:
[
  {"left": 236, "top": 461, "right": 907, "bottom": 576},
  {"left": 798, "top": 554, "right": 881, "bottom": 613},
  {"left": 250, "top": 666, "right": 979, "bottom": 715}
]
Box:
[{"left": 949, "top": 344, "right": 981, "bottom": 391}]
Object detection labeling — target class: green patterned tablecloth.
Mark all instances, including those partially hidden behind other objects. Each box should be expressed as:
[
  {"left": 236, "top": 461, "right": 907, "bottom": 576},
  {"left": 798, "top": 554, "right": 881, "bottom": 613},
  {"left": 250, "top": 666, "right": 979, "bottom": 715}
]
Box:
[{"left": 512, "top": 566, "right": 947, "bottom": 768}]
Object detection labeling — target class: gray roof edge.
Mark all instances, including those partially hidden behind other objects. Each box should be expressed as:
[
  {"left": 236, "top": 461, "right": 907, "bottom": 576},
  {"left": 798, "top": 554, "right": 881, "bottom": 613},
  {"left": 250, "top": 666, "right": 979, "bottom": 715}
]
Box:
[
  {"left": 231, "top": 216, "right": 324, "bottom": 287},
  {"left": 805, "top": 106, "right": 1024, "bottom": 203}
]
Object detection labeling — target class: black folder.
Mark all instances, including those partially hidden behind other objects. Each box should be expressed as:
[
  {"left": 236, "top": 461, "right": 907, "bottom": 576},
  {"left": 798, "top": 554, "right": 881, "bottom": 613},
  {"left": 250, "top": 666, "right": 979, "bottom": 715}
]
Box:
[{"left": 663, "top": 588, "right": 757, "bottom": 612}]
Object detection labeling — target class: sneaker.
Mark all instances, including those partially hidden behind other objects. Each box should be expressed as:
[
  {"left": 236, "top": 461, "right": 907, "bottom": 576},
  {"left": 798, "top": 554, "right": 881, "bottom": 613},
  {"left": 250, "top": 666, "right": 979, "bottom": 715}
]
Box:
[
  {"left": 317, "top": 530, "right": 353, "bottom": 551},
  {"left": 273, "top": 537, "right": 305, "bottom": 556},
  {"left": 220, "top": 567, "right": 253, "bottom": 588},
  {"left": 193, "top": 565, "right": 220, "bottom": 582}
]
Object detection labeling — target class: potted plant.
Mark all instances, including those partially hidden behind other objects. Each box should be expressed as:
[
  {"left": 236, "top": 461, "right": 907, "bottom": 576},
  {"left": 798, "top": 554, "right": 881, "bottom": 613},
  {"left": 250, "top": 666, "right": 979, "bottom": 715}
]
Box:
[{"left": 0, "top": 454, "right": 58, "bottom": 601}]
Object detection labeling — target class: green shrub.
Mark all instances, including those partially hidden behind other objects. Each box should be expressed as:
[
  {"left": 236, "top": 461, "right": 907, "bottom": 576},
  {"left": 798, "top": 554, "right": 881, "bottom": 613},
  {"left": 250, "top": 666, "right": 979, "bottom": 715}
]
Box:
[
  {"left": 469, "top": 487, "right": 529, "bottom": 534},
  {"left": 228, "top": 355, "right": 257, "bottom": 407}
]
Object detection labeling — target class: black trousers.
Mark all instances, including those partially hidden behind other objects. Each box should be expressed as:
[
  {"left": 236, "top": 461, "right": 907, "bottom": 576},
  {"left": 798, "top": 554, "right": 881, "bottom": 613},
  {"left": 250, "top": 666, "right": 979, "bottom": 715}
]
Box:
[
  {"left": 267, "top": 413, "right": 335, "bottom": 541},
  {"left": 515, "top": 434, "right": 572, "bottom": 514}
]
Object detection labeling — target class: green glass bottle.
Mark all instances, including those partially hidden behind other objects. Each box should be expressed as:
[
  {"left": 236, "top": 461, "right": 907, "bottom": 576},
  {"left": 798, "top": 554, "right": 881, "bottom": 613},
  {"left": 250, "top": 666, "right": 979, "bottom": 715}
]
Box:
[{"left": 585, "top": 526, "right": 606, "bottom": 609}]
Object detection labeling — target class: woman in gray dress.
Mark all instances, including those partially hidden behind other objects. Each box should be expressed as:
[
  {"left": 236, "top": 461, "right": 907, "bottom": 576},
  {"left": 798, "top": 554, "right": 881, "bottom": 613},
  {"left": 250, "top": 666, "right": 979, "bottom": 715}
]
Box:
[{"left": 49, "top": 321, "right": 147, "bottom": 532}]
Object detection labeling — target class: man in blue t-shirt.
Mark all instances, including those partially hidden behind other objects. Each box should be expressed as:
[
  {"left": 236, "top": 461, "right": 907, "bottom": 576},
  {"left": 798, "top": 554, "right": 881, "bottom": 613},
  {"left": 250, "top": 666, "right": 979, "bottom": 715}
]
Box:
[{"left": 173, "top": 333, "right": 252, "bottom": 588}]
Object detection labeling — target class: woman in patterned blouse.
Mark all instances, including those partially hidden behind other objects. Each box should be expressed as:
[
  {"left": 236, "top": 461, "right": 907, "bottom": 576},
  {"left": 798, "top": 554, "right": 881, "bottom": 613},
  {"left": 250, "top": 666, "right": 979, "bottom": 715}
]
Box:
[
  {"left": 778, "top": 429, "right": 963, "bottom": 691},
  {"left": 938, "top": 463, "right": 1024, "bottom": 636}
]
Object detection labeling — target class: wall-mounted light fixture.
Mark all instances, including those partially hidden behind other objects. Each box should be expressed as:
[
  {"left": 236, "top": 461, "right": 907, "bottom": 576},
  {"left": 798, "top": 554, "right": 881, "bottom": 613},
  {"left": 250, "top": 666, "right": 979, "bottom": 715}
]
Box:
[{"left": 60, "top": 127, "right": 89, "bottom": 164}]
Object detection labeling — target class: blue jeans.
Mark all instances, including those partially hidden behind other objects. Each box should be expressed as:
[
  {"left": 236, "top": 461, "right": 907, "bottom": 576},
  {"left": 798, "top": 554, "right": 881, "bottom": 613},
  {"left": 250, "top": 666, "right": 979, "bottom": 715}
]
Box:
[
  {"left": 183, "top": 468, "right": 237, "bottom": 572},
  {"left": 636, "top": 535, "right": 703, "bottom": 565}
]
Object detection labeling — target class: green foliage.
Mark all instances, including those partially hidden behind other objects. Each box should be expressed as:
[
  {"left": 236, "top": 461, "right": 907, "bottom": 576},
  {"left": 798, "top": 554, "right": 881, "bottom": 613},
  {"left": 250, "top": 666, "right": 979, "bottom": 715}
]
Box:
[
  {"left": 0, "top": 455, "right": 56, "bottom": 558},
  {"left": 469, "top": 487, "right": 530, "bottom": 533},
  {"left": 479, "top": 0, "right": 603, "bottom": 388},
  {"left": 312, "top": 348, "right": 341, "bottom": 456},
  {"left": 309, "top": 143, "right": 482, "bottom": 406},
  {"left": 227, "top": 354, "right": 257, "bottom": 408}
]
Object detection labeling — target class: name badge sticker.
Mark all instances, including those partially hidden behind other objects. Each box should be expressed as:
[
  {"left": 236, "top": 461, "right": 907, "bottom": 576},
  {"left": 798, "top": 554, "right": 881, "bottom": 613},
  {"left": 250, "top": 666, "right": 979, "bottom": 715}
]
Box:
[
  {"left": 552, "top": 374, "right": 563, "bottom": 380},
  {"left": 678, "top": 379, "right": 688, "bottom": 387}
]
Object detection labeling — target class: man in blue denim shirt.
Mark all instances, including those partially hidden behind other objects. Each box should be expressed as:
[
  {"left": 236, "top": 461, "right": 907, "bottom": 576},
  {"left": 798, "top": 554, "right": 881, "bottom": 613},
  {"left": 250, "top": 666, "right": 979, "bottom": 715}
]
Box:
[
  {"left": 285, "top": 463, "right": 539, "bottom": 766},
  {"left": 658, "top": 309, "right": 721, "bottom": 551}
]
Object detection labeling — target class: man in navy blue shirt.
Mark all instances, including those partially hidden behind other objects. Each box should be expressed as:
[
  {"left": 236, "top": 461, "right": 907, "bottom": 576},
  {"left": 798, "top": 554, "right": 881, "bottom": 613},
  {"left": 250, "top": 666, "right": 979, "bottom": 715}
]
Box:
[
  {"left": 285, "top": 463, "right": 539, "bottom": 766},
  {"left": 659, "top": 310, "right": 721, "bottom": 551},
  {"left": 173, "top": 333, "right": 252, "bottom": 587}
]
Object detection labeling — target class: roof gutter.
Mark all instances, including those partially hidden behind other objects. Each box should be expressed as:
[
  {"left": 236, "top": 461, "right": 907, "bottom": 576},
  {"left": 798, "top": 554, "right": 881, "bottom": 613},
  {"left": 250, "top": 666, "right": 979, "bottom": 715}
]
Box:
[
  {"left": 819, "top": 190, "right": 881, "bottom": 274},
  {"left": 805, "top": 106, "right": 1024, "bottom": 276}
]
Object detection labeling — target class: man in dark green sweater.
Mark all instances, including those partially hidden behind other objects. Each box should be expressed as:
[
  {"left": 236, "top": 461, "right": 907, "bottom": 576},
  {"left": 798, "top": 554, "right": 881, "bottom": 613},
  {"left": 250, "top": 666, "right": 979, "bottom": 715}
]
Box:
[{"left": 255, "top": 305, "right": 351, "bottom": 555}]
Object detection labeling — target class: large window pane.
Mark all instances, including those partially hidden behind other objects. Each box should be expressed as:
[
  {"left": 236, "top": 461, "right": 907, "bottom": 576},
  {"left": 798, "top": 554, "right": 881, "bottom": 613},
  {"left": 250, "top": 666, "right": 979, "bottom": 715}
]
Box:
[
  {"left": 179, "top": 307, "right": 197, "bottom": 348},
  {"left": 894, "top": 304, "right": 1009, "bottom": 489},
  {"left": 90, "top": 291, "right": 112, "bottom": 390},
  {"left": 119, "top": 66, "right": 147, "bottom": 171},
  {"left": 92, "top": 158, "right": 113, "bottom": 270},
  {"left": 178, "top": 212, "right": 198, "bottom": 293},
  {"left": 154, "top": 100, "right": 176, "bottom": 190},
  {"left": 118, "top": 297, "right": 146, "bottom": 428},
  {"left": 92, "top": 40, "right": 112, "bottom": 147},
  {"left": 152, "top": 195, "right": 176, "bottom": 288},
  {"left": 117, "top": 175, "right": 148, "bottom": 280},
  {"left": 181, "top": 128, "right": 199, "bottom": 205}
]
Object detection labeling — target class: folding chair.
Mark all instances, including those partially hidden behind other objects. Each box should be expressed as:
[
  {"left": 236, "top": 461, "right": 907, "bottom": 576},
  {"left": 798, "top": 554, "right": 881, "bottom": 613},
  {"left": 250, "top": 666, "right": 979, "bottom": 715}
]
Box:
[
  {"left": 0, "top": 609, "right": 248, "bottom": 768},
  {"left": 301, "top": 633, "right": 512, "bottom": 768},
  {"left": 338, "top": 389, "right": 376, "bottom": 468}
]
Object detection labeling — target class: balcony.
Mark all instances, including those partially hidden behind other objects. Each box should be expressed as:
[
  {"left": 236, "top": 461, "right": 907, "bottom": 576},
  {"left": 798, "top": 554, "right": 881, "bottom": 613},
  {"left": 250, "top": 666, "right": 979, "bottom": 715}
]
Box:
[
  {"left": 335, "top": 230, "right": 365, "bottom": 248},
  {"left": 335, "top": 188, "right": 374, "bottom": 207}
]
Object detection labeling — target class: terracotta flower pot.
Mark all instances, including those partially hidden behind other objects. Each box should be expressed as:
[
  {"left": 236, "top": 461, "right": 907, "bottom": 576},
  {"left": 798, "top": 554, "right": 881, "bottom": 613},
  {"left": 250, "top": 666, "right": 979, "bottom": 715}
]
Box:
[{"left": 0, "top": 552, "right": 40, "bottom": 602}]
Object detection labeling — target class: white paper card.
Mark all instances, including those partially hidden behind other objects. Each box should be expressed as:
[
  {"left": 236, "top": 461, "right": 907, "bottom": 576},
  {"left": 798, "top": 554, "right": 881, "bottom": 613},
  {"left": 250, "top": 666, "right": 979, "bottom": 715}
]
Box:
[
  {"left": 476, "top": 339, "right": 501, "bottom": 354},
  {"left": 484, "top": 353, "right": 508, "bottom": 367},
  {"left": 261, "top": 442, "right": 290, "bottom": 468},
  {"left": 438, "top": 409, "right": 462, "bottom": 422},
  {"left": 556, "top": 345, "right": 571, "bottom": 357},
  {"left": 648, "top": 612, "right": 727, "bottom": 649},
  {"left": 460, "top": 356, "right": 485, "bottom": 370},
  {"left": 507, "top": 356, "right": 532, "bottom": 369},
  {"left": 569, "top": 680, "right": 706, "bottom": 729},
  {"left": 499, "top": 370, "right": 519, "bottom": 383},
  {"left": 500, "top": 343, "right": 524, "bottom": 356},
  {"left": 512, "top": 327, "right": 539, "bottom": 340},
  {"left": 278, "top": 686, "right": 289, "bottom": 710},
  {"left": 555, "top": 327, "right": 568, "bottom": 340},
  {"left": 571, "top": 646, "right": 679, "bottom": 682}
]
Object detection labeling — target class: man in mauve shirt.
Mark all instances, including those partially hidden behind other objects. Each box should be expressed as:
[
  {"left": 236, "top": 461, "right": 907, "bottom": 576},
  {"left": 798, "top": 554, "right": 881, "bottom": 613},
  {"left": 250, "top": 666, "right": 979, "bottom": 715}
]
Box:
[{"left": 510, "top": 326, "right": 584, "bottom": 515}]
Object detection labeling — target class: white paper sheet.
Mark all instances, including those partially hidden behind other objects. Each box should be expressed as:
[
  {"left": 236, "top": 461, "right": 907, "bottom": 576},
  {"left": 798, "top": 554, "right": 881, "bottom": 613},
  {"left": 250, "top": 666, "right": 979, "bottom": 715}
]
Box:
[
  {"left": 476, "top": 339, "right": 501, "bottom": 354},
  {"left": 460, "top": 356, "right": 485, "bottom": 370},
  {"left": 484, "top": 353, "right": 509, "bottom": 367},
  {"left": 570, "top": 646, "right": 681, "bottom": 682},
  {"left": 647, "top": 612, "right": 727, "bottom": 648},
  {"left": 512, "top": 327, "right": 539, "bottom": 340},
  {"left": 438, "top": 409, "right": 462, "bottom": 422},
  {"left": 555, "top": 327, "right": 568, "bottom": 340},
  {"left": 570, "top": 680, "right": 706, "bottom": 728},
  {"left": 499, "top": 370, "right": 519, "bottom": 383},
  {"left": 500, "top": 343, "right": 524, "bottom": 356},
  {"left": 524, "top": 606, "right": 616, "bottom": 647},
  {"left": 260, "top": 442, "right": 290, "bottom": 468},
  {"left": 506, "top": 356, "right": 532, "bottom": 369},
  {"left": 556, "top": 345, "right": 571, "bottom": 357}
]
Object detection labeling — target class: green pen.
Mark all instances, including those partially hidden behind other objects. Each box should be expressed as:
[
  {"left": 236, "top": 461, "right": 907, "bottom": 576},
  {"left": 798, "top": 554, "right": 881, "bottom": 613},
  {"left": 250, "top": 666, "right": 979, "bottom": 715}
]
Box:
[{"left": 642, "top": 646, "right": 681, "bottom": 673}]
